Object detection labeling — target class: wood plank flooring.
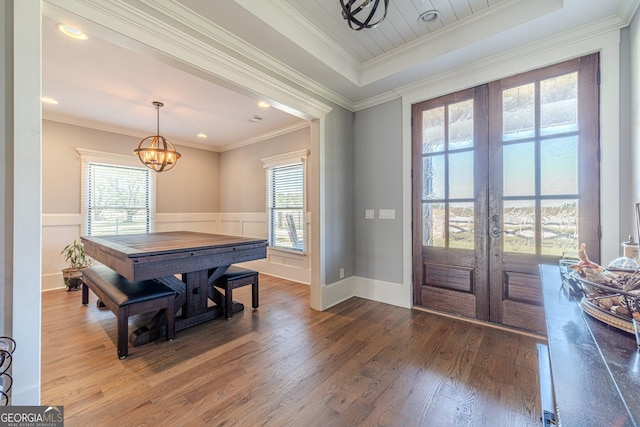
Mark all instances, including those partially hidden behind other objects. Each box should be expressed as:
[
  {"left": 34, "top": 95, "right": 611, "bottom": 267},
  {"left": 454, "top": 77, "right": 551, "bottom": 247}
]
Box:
[{"left": 41, "top": 275, "right": 542, "bottom": 426}]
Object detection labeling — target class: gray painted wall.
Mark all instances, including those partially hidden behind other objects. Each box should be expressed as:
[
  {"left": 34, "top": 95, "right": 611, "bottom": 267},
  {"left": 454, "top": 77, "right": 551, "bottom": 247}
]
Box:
[
  {"left": 323, "top": 105, "right": 356, "bottom": 285},
  {"left": 218, "top": 127, "right": 310, "bottom": 213},
  {"left": 353, "top": 98, "right": 404, "bottom": 284},
  {"left": 42, "top": 120, "right": 220, "bottom": 215}
]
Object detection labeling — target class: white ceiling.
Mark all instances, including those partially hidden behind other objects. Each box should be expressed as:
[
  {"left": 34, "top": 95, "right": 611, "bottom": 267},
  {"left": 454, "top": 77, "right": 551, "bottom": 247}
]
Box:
[{"left": 42, "top": 0, "right": 639, "bottom": 152}]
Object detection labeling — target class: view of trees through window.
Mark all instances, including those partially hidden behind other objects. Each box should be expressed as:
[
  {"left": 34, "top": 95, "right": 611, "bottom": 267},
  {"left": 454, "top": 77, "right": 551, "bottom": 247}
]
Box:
[
  {"left": 421, "top": 71, "right": 581, "bottom": 256},
  {"left": 268, "top": 163, "right": 305, "bottom": 251},
  {"left": 87, "top": 163, "right": 151, "bottom": 236}
]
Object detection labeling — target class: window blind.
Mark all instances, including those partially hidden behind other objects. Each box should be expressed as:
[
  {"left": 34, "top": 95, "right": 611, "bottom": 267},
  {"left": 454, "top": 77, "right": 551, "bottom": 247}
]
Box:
[
  {"left": 87, "top": 162, "right": 151, "bottom": 236},
  {"left": 267, "top": 163, "right": 305, "bottom": 251}
]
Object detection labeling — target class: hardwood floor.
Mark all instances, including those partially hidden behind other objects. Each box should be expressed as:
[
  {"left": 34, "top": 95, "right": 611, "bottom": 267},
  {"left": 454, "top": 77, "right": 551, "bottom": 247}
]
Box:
[{"left": 42, "top": 275, "right": 542, "bottom": 426}]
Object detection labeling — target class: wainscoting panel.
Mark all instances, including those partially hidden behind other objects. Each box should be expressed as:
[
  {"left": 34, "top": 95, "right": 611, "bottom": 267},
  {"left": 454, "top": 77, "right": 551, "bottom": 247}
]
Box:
[
  {"left": 155, "top": 213, "right": 217, "bottom": 233},
  {"left": 220, "top": 212, "right": 310, "bottom": 284},
  {"left": 42, "top": 214, "right": 84, "bottom": 290},
  {"left": 42, "top": 211, "right": 311, "bottom": 290}
]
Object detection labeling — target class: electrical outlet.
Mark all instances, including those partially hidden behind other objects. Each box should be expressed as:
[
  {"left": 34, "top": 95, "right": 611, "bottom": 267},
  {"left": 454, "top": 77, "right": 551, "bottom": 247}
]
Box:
[
  {"left": 339, "top": 267, "right": 345, "bottom": 279},
  {"left": 365, "top": 209, "right": 375, "bottom": 219}
]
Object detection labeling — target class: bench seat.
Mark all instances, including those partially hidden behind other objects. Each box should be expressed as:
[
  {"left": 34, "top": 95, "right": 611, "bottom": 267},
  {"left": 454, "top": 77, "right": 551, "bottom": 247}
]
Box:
[
  {"left": 82, "top": 265, "right": 177, "bottom": 359},
  {"left": 213, "top": 266, "right": 259, "bottom": 319}
]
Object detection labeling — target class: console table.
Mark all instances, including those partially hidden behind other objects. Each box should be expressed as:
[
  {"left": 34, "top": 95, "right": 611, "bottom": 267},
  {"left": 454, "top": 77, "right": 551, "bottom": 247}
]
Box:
[{"left": 539, "top": 264, "right": 640, "bottom": 426}]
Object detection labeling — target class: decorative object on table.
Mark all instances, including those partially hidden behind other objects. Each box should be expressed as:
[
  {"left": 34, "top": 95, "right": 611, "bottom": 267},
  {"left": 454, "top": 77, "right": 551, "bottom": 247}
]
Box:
[
  {"left": 570, "top": 243, "right": 617, "bottom": 286},
  {"left": 0, "top": 337, "right": 15, "bottom": 406},
  {"left": 134, "top": 101, "right": 181, "bottom": 172},
  {"left": 607, "top": 235, "right": 640, "bottom": 272},
  {"left": 568, "top": 242, "right": 640, "bottom": 334},
  {"left": 339, "top": 0, "right": 389, "bottom": 30},
  {"left": 559, "top": 251, "right": 581, "bottom": 295},
  {"left": 580, "top": 298, "right": 635, "bottom": 334},
  {"left": 61, "top": 239, "right": 91, "bottom": 291}
]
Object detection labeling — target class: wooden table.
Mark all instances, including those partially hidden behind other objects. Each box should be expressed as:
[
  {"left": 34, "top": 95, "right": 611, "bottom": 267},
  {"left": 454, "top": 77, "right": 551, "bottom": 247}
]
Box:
[
  {"left": 81, "top": 231, "right": 267, "bottom": 346},
  {"left": 540, "top": 264, "right": 640, "bottom": 426}
]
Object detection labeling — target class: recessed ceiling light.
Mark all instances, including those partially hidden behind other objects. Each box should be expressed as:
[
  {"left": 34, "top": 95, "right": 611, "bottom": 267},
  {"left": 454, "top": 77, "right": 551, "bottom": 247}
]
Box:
[
  {"left": 257, "top": 101, "right": 270, "bottom": 108},
  {"left": 56, "top": 23, "right": 88, "bottom": 40},
  {"left": 197, "top": 133, "right": 207, "bottom": 138},
  {"left": 417, "top": 10, "right": 440, "bottom": 25},
  {"left": 41, "top": 97, "right": 59, "bottom": 104}
]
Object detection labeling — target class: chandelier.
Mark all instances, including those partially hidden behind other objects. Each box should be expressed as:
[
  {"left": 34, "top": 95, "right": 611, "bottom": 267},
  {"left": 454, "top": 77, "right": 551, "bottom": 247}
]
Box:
[
  {"left": 134, "top": 101, "right": 181, "bottom": 172},
  {"left": 339, "top": 0, "right": 389, "bottom": 31}
]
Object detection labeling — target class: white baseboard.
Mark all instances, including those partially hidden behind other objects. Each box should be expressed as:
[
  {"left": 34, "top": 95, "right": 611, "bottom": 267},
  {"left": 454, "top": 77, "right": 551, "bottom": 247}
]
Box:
[
  {"left": 353, "top": 276, "right": 412, "bottom": 309},
  {"left": 322, "top": 278, "right": 356, "bottom": 310},
  {"left": 42, "top": 272, "right": 66, "bottom": 291},
  {"left": 323, "top": 276, "right": 411, "bottom": 310}
]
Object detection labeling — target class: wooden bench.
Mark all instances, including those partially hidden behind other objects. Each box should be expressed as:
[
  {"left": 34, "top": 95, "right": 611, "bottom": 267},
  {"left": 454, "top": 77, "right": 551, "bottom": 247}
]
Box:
[
  {"left": 213, "top": 266, "right": 259, "bottom": 319},
  {"left": 82, "top": 265, "right": 177, "bottom": 359}
]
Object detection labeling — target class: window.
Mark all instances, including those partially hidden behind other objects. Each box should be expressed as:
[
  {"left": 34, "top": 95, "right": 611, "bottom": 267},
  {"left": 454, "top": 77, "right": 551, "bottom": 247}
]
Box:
[
  {"left": 79, "top": 149, "right": 155, "bottom": 236},
  {"left": 262, "top": 150, "right": 308, "bottom": 252}
]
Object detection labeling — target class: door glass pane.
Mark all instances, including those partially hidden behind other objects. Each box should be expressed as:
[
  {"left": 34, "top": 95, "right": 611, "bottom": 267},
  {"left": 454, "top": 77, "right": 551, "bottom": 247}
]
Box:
[
  {"left": 541, "top": 136, "right": 578, "bottom": 195},
  {"left": 422, "top": 107, "right": 445, "bottom": 153},
  {"left": 449, "top": 99, "right": 474, "bottom": 150},
  {"left": 503, "top": 83, "right": 535, "bottom": 141},
  {"left": 541, "top": 199, "right": 578, "bottom": 256},
  {"left": 423, "top": 155, "right": 444, "bottom": 200},
  {"left": 449, "top": 150, "right": 474, "bottom": 199},
  {"left": 503, "top": 142, "right": 535, "bottom": 197},
  {"left": 423, "top": 202, "right": 445, "bottom": 247},
  {"left": 449, "top": 202, "right": 474, "bottom": 249},
  {"left": 541, "top": 72, "right": 578, "bottom": 136},
  {"left": 503, "top": 200, "right": 535, "bottom": 254}
]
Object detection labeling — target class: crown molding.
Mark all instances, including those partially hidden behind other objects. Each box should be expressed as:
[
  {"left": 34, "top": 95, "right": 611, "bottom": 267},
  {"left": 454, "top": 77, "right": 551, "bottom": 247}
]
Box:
[
  {"left": 218, "top": 121, "right": 311, "bottom": 153},
  {"left": 43, "top": 111, "right": 310, "bottom": 153},
  {"left": 43, "top": 111, "right": 214, "bottom": 151},
  {"left": 349, "top": 16, "right": 627, "bottom": 112},
  {"left": 44, "top": 0, "right": 339, "bottom": 116},
  {"left": 397, "top": 16, "right": 625, "bottom": 103},
  {"left": 618, "top": 0, "right": 640, "bottom": 25},
  {"left": 352, "top": 91, "right": 401, "bottom": 112},
  {"left": 137, "top": 0, "right": 354, "bottom": 112}
]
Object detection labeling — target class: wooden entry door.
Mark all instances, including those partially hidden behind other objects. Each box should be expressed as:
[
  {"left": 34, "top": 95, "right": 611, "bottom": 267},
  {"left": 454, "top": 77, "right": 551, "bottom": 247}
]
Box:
[{"left": 412, "top": 55, "right": 600, "bottom": 333}]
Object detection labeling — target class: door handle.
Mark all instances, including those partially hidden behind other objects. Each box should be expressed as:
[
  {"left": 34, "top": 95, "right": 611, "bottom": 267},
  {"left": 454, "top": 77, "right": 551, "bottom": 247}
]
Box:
[{"left": 490, "top": 226, "right": 502, "bottom": 238}]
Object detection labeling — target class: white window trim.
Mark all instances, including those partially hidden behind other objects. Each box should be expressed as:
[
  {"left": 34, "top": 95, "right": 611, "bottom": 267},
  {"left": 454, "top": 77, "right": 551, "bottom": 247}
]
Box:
[
  {"left": 261, "top": 149, "right": 309, "bottom": 254},
  {"left": 77, "top": 148, "right": 157, "bottom": 235},
  {"left": 261, "top": 149, "right": 309, "bottom": 169}
]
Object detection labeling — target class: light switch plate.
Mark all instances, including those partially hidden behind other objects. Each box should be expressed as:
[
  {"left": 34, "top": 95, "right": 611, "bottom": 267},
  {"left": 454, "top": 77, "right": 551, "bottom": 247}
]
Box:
[
  {"left": 365, "top": 209, "right": 375, "bottom": 219},
  {"left": 379, "top": 209, "right": 395, "bottom": 220}
]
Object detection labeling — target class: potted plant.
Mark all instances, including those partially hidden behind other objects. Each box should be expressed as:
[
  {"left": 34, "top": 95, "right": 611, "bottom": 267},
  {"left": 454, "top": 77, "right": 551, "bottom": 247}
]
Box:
[{"left": 61, "top": 239, "right": 91, "bottom": 291}]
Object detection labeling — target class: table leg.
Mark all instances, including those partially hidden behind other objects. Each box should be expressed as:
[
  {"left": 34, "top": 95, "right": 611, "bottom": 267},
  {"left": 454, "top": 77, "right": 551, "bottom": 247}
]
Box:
[
  {"left": 182, "top": 270, "right": 209, "bottom": 317},
  {"left": 129, "top": 268, "right": 234, "bottom": 347}
]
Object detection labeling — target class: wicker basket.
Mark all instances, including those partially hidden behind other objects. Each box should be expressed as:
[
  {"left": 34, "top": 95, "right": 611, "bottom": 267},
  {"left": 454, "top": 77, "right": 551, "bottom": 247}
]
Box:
[{"left": 574, "top": 274, "right": 640, "bottom": 333}]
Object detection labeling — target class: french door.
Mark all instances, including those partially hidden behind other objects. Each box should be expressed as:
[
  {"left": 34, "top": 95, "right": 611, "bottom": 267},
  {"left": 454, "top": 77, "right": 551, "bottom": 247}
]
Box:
[{"left": 412, "top": 54, "right": 600, "bottom": 333}]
